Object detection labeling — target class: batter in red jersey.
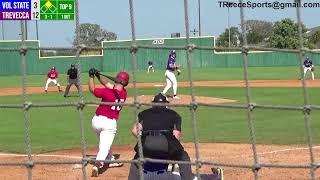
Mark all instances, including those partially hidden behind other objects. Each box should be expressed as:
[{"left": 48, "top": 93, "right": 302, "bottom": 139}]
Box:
[
  {"left": 44, "top": 66, "right": 62, "bottom": 93},
  {"left": 88, "top": 68, "right": 129, "bottom": 177}
]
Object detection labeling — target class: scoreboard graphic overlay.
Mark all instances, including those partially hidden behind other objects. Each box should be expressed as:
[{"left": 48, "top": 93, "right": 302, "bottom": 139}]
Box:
[{"left": 0, "top": 0, "right": 74, "bottom": 20}]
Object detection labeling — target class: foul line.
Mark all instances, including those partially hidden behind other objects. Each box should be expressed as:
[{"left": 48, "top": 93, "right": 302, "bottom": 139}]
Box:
[
  {"left": 0, "top": 153, "right": 82, "bottom": 160},
  {"left": 230, "top": 145, "right": 320, "bottom": 159}
]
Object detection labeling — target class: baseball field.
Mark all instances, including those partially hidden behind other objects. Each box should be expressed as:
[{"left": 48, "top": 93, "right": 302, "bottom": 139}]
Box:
[{"left": 0, "top": 66, "right": 319, "bottom": 179}]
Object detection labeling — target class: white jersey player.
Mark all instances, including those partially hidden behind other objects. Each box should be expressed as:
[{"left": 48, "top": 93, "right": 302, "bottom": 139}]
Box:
[{"left": 162, "top": 50, "right": 180, "bottom": 99}]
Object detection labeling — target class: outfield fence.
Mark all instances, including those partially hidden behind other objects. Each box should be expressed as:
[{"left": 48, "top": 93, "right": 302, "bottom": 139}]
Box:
[
  {"left": 0, "top": 0, "right": 319, "bottom": 180},
  {"left": 2, "top": 36, "right": 320, "bottom": 76}
]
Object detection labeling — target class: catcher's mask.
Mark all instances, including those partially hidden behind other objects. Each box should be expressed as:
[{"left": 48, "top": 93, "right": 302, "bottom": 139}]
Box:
[
  {"left": 115, "top": 71, "right": 129, "bottom": 87},
  {"left": 71, "top": 64, "right": 75, "bottom": 69},
  {"left": 152, "top": 93, "right": 169, "bottom": 103}
]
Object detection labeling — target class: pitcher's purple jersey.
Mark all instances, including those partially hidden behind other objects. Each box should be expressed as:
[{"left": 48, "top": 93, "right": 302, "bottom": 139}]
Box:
[
  {"left": 166, "top": 55, "right": 176, "bottom": 71},
  {"left": 304, "top": 59, "right": 313, "bottom": 67}
]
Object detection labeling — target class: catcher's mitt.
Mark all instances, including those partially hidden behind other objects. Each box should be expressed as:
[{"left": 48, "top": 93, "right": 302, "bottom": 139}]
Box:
[{"left": 311, "top": 67, "right": 315, "bottom": 71}]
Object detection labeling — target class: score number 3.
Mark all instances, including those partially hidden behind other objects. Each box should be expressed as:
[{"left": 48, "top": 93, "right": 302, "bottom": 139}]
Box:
[
  {"left": 33, "top": 2, "right": 39, "bottom": 19},
  {"left": 111, "top": 99, "right": 125, "bottom": 111}
]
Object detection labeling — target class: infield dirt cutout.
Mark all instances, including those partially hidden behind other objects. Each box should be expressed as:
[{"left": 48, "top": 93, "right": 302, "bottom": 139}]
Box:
[{"left": 0, "top": 80, "right": 319, "bottom": 179}]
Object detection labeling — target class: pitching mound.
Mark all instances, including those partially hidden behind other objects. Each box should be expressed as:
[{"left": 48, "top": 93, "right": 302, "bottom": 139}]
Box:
[{"left": 126, "top": 95, "right": 237, "bottom": 104}]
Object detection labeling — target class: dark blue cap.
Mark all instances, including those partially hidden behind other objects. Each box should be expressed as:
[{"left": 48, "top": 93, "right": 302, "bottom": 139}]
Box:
[{"left": 152, "top": 93, "right": 169, "bottom": 103}]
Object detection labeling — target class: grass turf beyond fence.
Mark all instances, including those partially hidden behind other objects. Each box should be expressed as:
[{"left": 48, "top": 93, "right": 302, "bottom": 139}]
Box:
[
  {"left": 0, "top": 66, "right": 310, "bottom": 88},
  {"left": 0, "top": 87, "right": 319, "bottom": 153}
]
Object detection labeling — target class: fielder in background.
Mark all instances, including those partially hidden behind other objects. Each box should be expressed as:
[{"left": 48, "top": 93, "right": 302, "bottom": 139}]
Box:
[
  {"left": 303, "top": 57, "right": 315, "bottom": 80},
  {"left": 44, "top": 66, "right": 62, "bottom": 93},
  {"left": 128, "top": 93, "right": 194, "bottom": 180},
  {"left": 162, "top": 50, "right": 180, "bottom": 99},
  {"left": 88, "top": 68, "right": 129, "bottom": 177},
  {"left": 147, "top": 61, "right": 155, "bottom": 73},
  {"left": 64, "top": 64, "right": 80, "bottom": 97}
]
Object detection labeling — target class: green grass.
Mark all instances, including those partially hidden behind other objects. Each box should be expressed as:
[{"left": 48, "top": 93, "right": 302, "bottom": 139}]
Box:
[
  {"left": 0, "top": 87, "right": 319, "bottom": 153},
  {"left": 0, "top": 66, "right": 309, "bottom": 88}
]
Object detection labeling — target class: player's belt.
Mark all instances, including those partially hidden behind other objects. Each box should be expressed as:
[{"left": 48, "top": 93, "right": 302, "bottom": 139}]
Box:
[
  {"left": 143, "top": 170, "right": 166, "bottom": 174},
  {"left": 142, "top": 130, "right": 169, "bottom": 136}
]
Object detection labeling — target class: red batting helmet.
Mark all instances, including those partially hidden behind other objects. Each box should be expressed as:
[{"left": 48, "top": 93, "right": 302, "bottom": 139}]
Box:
[{"left": 115, "top": 71, "right": 129, "bottom": 86}]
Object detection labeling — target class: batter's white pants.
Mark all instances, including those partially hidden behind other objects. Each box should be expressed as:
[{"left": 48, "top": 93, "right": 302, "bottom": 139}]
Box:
[
  {"left": 303, "top": 67, "right": 315, "bottom": 80},
  {"left": 45, "top": 79, "right": 61, "bottom": 90},
  {"left": 91, "top": 115, "right": 117, "bottom": 168},
  {"left": 162, "top": 70, "right": 178, "bottom": 96}
]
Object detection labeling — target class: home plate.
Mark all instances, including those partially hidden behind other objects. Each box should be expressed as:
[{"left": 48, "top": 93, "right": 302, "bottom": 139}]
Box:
[
  {"left": 72, "top": 164, "right": 83, "bottom": 169},
  {"left": 154, "top": 84, "right": 163, "bottom": 87}
]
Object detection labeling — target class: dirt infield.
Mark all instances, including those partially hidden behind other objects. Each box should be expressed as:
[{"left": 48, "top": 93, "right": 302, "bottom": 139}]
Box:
[
  {"left": 1, "top": 79, "right": 319, "bottom": 179},
  {"left": 0, "top": 143, "right": 319, "bottom": 180},
  {"left": 0, "top": 79, "right": 319, "bottom": 96}
]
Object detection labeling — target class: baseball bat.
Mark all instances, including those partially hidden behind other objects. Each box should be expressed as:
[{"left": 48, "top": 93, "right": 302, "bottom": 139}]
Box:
[{"left": 97, "top": 72, "right": 117, "bottom": 82}]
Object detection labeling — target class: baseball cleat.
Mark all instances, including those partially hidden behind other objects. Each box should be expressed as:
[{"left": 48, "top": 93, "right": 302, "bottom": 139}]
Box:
[
  {"left": 91, "top": 166, "right": 99, "bottom": 177},
  {"left": 173, "top": 95, "right": 180, "bottom": 99},
  {"left": 45, "top": 90, "right": 48, "bottom": 93},
  {"left": 108, "top": 154, "right": 123, "bottom": 168}
]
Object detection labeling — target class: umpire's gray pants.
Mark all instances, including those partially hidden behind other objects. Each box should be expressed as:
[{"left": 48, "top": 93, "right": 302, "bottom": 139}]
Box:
[
  {"left": 128, "top": 151, "right": 193, "bottom": 180},
  {"left": 64, "top": 79, "right": 80, "bottom": 96}
]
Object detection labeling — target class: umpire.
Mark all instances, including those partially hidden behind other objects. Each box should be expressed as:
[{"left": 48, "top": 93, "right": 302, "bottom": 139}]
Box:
[
  {"left": 128, "top": 93, "right": 193, "bottom": 180},
  {"left": 64, "top": 64, "right": 80, "bottom": 97}
]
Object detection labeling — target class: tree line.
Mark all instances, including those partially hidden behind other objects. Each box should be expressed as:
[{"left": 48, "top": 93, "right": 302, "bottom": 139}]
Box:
[
  {"left": 42, "top": 19, "right": 320, "bottom": 57},
  {"left": 217, "top": 18, "right": 320, "bottom": 49},
  {"left": 73, "top": 19, "right": 320, "bottom": 50}
]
